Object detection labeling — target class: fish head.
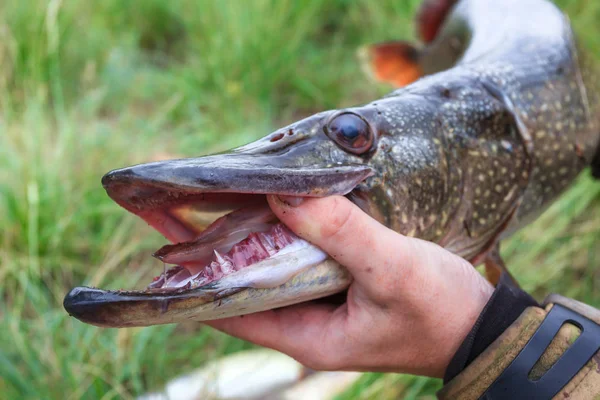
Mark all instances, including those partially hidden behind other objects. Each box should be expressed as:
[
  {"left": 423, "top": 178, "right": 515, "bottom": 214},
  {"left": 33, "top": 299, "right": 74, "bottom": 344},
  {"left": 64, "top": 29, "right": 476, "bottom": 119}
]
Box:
[{"left": 63, "top": 103, "right": 419, "bottom": 327}]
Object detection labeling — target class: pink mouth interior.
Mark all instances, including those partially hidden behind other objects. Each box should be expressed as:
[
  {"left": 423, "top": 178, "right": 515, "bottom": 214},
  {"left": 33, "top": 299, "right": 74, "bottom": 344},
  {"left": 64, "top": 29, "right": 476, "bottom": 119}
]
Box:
[
  {"left": 139, "top": 195, "right": 301, "bottom": 291},
  {"left": 148, "top": 223, "right": 297, "bottom": 290}
]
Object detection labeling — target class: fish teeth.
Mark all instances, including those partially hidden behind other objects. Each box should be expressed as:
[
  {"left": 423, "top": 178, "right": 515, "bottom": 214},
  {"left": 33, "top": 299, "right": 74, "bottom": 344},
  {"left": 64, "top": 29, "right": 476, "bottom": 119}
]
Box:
[
  {"left": 213, "top": 249, "right": 226, "bottom": 264},
  {"left": 256, "top": 231, "right": 278, "bottom": 256},
  {"left": 214, "top": 249, "right": 236, "bottom": 273},
  {"left": 210, "top": 261, "right": 223, "bottom": 277},
  {"left": 221, "top": 260, "right": 236, "bottom": 274}
]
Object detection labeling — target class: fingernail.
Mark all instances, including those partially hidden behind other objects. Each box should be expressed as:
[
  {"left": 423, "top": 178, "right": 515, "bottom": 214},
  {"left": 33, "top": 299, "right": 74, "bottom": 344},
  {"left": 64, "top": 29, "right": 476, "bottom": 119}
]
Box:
[{"left": 277, "top": 195, "right": 304, "bottom": 207}]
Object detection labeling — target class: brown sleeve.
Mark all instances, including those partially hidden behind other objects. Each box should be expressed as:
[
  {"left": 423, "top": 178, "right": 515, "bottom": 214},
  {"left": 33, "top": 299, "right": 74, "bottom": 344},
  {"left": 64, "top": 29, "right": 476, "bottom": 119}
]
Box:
[{"left": 438, "top": 295, "right": 600, "bottom": 399}]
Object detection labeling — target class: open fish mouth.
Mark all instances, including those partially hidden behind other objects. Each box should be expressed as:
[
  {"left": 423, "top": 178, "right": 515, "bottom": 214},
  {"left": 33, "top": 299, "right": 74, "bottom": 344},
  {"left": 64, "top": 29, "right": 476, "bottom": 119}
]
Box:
[
  {"left": 130, "top": 193, "right": 331, "bottom": 293},
  {"left": 63, "top": 142, "right": 373, "bottom": 327},
  {"left": 148, "top": 202, "right": 321, "bottom": 292}
]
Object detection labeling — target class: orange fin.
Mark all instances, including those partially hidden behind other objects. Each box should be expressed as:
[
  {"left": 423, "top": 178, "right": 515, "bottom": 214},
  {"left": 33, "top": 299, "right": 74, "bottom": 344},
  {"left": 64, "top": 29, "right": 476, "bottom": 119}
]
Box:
[
  {"left": 467, "top": 201, "right": 521, "bottom": 287},
  {"left": 416, "top": 0, "right": 458, "bottom": 43},
  {"left": 358, "top": 41, "right": 422, "bottom": 88},
  {"left": 484, "top": 244, "right": 520, "bottom": 288}
]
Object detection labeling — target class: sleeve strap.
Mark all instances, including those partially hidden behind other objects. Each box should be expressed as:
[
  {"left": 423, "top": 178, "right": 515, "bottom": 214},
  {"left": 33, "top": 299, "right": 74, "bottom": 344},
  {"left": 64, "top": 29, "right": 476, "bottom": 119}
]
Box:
[
  {"left": 439, "top": 295, "right": 600, "bottom": 399},
  {"left": 444, "top": 273, "right": 539, "bottom": 383}
]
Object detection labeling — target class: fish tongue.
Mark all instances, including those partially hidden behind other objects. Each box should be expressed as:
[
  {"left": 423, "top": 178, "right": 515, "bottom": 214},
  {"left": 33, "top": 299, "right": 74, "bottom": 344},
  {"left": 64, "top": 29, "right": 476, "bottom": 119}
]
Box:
[
  {"left": 153, "top": 204, "right": 277, "bottom": 269},
  {"left": 154, "top": 224, "right": 274, "bottom": 268},
  {"left": 189, "top": 203, "right": 276, "bottom": 243}
]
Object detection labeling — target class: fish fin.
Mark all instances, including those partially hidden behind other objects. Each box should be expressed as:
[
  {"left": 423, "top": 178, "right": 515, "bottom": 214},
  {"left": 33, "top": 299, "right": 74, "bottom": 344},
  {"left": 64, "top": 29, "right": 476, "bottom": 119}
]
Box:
[
  {"left": 358, "top": 42, "right": 422, "bottom": 88},
  {"left": 358, "top": 0, "right": 460, "bottom": 87},
  {"left": 484, "top": 244, "right": 520, "bottom": 288},
  {"left": 416, "top": 0, "right": 459, "bottom": 43},
  {"left": 469, "top": 202, "right": 521, "bottom": 287},
  {"left": 481, "top": 80, "right": 534, "bottom": 157}
]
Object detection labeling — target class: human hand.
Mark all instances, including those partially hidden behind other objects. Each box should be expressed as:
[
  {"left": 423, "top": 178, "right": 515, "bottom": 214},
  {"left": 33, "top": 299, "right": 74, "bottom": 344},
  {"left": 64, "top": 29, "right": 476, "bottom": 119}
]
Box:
[{"left": 205, "top": 195, "right": 494, "bottom": 378}]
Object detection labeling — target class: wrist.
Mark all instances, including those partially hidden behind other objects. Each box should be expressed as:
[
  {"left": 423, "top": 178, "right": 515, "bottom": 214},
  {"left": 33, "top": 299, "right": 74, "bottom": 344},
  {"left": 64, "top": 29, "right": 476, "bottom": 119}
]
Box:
[
  {"left": 444, "top": 272, "right": 539, "bottom": 382},
  {"left": 434, "top": 272, "right": 495, "bottom": 378},
  {"left": 415, "top": 268, "right": 495, "bottom": 378}
]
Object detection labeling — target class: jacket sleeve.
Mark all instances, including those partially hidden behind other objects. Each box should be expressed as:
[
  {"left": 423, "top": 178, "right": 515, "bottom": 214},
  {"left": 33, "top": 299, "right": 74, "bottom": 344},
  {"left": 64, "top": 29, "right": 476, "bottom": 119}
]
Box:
[{"left": 438, "top": 295, "right": 600, "bottom": 399}]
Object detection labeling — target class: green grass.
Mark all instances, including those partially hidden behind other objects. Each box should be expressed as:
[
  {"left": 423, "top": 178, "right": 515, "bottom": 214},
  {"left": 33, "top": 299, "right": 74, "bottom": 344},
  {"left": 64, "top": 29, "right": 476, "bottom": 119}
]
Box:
[{"left": 0, "top": 0, "right": 599, "bottom": 398}]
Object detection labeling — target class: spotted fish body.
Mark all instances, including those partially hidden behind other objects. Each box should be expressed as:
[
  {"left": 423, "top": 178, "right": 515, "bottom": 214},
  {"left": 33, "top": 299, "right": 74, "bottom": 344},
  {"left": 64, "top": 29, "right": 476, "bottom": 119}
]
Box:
[
  {"left": 63, "top": 0, "right": 600, "bottom": 327},
  {"left": 351, "top": 0, "right": 600, "bottom": 262}
]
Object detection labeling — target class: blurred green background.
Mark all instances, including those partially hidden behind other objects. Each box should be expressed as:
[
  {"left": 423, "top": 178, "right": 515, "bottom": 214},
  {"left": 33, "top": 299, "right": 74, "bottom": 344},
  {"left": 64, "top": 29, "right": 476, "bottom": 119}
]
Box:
[{"left": 0, "top": 0, "right": 599, "bottom": 398}]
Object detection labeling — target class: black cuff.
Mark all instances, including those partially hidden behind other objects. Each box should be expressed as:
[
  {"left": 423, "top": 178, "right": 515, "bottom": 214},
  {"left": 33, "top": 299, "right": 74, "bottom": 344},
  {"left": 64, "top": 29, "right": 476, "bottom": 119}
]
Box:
[
  {"left": 443, "top": 273, "right": 540, "bottom": 383},
  {"left": 592, "top": 140, "right": 600, "bottom": 179}
]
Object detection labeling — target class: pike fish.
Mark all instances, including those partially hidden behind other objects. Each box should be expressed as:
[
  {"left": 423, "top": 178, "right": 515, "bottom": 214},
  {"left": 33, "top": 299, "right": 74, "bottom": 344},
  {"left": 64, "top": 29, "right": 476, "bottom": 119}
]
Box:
[{"left": 64, "top": 0, "right": 600, "bottom": 327}]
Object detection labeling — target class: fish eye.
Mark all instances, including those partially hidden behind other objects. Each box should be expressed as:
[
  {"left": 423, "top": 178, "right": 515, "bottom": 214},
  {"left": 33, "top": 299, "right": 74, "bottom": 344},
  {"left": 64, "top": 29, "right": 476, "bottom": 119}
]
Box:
[{"left": 324, "top": 112, "right": 374, "bottom": 154}]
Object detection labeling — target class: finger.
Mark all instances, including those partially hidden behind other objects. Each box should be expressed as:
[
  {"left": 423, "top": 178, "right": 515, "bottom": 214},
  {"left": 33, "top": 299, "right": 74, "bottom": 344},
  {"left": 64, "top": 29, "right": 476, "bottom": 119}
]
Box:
[
  {"left": 267, "top": 195, "right": 414, "bottom": 289},
  {"left": 204, "top": 302, "right": 349, "bottom": 369}
]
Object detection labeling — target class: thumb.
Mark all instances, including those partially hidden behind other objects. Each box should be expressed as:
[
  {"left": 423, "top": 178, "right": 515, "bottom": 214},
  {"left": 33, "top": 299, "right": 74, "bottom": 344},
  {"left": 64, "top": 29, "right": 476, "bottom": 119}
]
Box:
[
  {"left": 267, "top": 195, "right": 414, "bottom": 290},
  {"left": 267, "top": 194, "right": 491, "bottom": 314}
]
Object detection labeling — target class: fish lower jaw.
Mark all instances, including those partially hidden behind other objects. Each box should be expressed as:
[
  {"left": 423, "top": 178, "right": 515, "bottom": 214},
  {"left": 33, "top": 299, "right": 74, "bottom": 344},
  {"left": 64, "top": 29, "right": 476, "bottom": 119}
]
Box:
[{"left": 64, "top": 194, "right": 354, "bottom": 326}]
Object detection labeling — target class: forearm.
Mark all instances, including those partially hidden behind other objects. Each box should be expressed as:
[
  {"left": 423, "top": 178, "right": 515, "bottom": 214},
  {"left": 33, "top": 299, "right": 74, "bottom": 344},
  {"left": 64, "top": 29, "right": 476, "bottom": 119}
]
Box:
[{"left": 440, "top": 275, "right": 600, "bottom": 399}]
